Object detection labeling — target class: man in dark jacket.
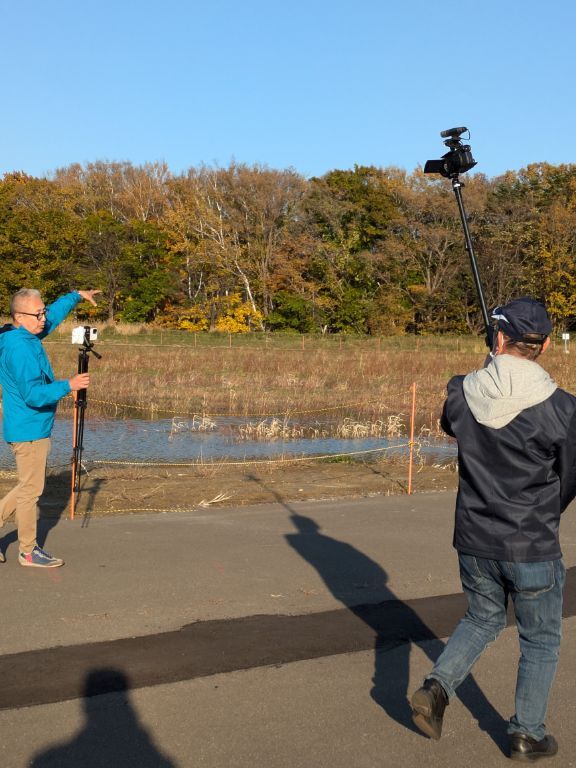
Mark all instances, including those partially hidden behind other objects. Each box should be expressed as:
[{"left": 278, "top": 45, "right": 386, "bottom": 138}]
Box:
[{"left": 410, "top": 297, "right": 576, "bottom": 761}]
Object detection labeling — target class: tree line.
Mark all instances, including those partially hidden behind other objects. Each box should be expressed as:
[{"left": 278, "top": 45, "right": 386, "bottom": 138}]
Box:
[{"left": 1, "top": 160, "right": 575, "bottom": 334}]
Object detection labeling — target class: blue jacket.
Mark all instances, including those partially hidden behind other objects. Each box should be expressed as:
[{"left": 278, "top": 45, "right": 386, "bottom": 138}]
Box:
[{"left": 0, "top": 292, "right": 82, "bottom": 442}]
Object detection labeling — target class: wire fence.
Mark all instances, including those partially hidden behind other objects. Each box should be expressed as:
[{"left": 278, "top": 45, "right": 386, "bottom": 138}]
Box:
[
  {"left": 0, "top": 386, "right": 454, "bottom": 473},
  {"left": 41, "top": 324, "right": 490, "bottom": 353}
]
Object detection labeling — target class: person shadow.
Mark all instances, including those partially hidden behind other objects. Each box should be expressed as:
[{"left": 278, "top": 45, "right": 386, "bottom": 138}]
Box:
[
  {"left": 247, "top": 474, "right": 508, "bottom": 752},
  {"left": 0, "top": 467, "right": 72, "bottom": 560},
  {"left": 29, "top": 668, "right": 178, "bottom": 768}
]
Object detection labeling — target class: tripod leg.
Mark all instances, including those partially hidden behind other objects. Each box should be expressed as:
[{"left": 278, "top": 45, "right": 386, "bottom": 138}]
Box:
[
  {"left": 71, "top": 392, "right": 78, "bottom": 520},
  {"left": 76, "top": 406, "right": 86, "bottom": 490},
  {"left": 71, "top": 347, "right": 90, "bottom": 519}
]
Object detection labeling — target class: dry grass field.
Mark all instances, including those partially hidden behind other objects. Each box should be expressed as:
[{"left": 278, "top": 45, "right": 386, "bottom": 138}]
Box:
[
  {"left": 45, "top": 329, "right": 485, "bottom": 433},
  {"left": 2, "top": 328, "right": 574, "bottom": 515},
  {"left": 44, "top": 327, "right": 576, "bottom": 437}
]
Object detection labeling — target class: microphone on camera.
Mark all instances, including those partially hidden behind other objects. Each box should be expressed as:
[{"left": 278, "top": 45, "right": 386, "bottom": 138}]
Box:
[{"left": 440, "top": 127, "right": 468, "bottom": 139}]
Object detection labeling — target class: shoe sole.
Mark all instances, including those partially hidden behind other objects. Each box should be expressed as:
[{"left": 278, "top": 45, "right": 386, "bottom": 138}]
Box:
[
  {"left": 19, "top": 560, "right": 64, "bottom": 568},
  {"left": 411, "top": 690, "right": 442, "bottom": 740},
  {"left": 510, "top": 750, "right": 558, "bottom": 762}
]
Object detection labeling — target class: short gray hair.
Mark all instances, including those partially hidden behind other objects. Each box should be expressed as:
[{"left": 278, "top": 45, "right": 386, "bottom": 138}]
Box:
[{"left": 11, "top": 288, "right": 42, "bottom": 318}]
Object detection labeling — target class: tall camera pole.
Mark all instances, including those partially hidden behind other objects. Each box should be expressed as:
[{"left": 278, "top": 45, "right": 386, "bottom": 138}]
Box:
[
  {"left": 424, "top": 128, "right": 493, "bottom": 349},
  {"left": 451, "top": 175, "right": 492, "bottom": 348},
  {"left": 70, "top": 329, "right": 101, "bottom": 520}
]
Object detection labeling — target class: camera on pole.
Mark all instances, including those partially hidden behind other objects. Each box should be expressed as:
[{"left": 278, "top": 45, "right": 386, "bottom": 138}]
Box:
[
  {"left": 70, "top": 326, "right": 101, "bottom": 519},
  {"left": 424, "top": 127, "right": 477, "bottom": 177},
  {"left": 424, "top": 127, "right": 492, "bottom": 348}
]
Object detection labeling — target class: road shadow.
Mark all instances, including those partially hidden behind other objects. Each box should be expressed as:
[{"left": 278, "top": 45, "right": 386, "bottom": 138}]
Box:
[
  {"left": 77, "top": 475, "right": 107, "bottom": 528},
  {"left": 0, "top": 467, "right": 72, "bottom": 560},
  {"left": 29, "top": 668, "right": 178, "bottom": 768},
  {"left": 38, "top": 466, "right": 73, "bottom": 543},
  {"left": 359, "top": 459, "right": 407, "bottom": 492},
  {"left": 247, "top": 474, "right": 508, "bottom": 752}
]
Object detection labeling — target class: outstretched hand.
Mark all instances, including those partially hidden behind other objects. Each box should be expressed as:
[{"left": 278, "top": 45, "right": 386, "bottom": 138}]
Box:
[{"left": 78, "top": 289, "right": 101, "bottom": 306}]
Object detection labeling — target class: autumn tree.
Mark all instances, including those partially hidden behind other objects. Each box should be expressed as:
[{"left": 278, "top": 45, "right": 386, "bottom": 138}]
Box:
[
  {"left": 80, "top": 212, "right": 173, "bottom": 322},
  {"left": 162, "top": 163, "right": 306, "bottom": 330},
  {"left": 298, "top": 166, "right": 400, "bottom": 333},
  {"left": 53, "top": 161, "right": 171, "bottom": 223},
  {"left": 0, "top": 173, "right": 84, "bottom": 307}
]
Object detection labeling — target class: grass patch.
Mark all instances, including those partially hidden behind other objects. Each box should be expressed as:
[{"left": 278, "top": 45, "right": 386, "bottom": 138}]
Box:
[{"left": 32, "top": 332, "right": 576, "bottom": 441}]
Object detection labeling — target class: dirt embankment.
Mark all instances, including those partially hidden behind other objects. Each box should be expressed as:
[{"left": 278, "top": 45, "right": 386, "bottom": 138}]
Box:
[{"left": 0, "top": 459, "right": 458, "bottom": 519}]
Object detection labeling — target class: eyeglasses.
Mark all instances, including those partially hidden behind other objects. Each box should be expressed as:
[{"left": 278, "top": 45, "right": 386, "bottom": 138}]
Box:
[{"left": 16, "top": 309, "right": 47, "bottom": 320}]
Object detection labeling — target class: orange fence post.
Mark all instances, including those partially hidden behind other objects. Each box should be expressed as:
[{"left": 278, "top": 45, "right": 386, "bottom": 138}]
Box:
[{"left": 407, "top": 382, "right": 416, "bottom": 495}]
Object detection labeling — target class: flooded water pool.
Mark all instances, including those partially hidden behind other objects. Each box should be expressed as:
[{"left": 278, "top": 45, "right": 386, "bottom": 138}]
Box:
[{"left": 0, "top": 416, "right": 456, "bottom": 469}]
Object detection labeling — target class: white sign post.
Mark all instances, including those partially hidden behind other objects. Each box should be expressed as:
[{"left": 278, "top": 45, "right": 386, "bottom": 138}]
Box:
[{"left": 562, "top": 332, "right": 570, "bottom": 354}]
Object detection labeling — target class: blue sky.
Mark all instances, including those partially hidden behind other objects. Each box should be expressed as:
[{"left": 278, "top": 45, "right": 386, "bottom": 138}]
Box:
[{"left": 1, "top": 0, "right": 574, "bottom": 180}]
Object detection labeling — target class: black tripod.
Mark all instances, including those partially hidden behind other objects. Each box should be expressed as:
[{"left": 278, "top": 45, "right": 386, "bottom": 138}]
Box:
[{"left": 71, "top": 328, "right": 101, "bottom": 519}]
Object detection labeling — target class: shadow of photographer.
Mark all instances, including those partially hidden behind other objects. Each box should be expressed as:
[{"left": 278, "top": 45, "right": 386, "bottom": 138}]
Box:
[
  {"left": 29, "top": 668, "right": 178, "bottom": 768},
  {"left": 247, "top": 473, "right": 508, "bottom": 751}
]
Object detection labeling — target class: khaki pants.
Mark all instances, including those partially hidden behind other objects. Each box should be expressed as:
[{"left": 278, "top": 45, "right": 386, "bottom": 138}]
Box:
[{"left": 0, "top": 438, "right": 51, "bottom": 554}]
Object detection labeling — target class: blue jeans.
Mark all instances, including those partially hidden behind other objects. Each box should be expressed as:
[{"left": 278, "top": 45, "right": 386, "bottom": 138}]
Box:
[{"left": 428, "top": 554, "right": 565, "bottom": 741}]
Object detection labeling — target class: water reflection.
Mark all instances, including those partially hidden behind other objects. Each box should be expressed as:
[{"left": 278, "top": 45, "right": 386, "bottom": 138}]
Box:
[{"left": 0, "top": 417, "right": 456, "bottom": 468}]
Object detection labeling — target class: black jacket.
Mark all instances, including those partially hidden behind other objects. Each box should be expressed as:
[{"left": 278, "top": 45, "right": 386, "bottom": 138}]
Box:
[{"left": 442, "top": 375, "right": 576, "bottom": 562}]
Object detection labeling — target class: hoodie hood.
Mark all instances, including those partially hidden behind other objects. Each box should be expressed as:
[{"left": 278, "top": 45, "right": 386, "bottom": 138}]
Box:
[
  {"left": 0, "top": 324, "right": 14, "bottom": 356},
  {"left": 462, "top": 354, "right": 557, "bottom": 429}
]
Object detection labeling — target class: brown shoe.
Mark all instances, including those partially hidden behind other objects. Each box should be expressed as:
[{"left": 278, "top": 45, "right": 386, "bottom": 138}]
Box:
[
  {"left": 510, "top": 733, "right": 558, "bottom": 761},
  {"left": 411, "top": 678, "right": 448, "bottom": 740}
]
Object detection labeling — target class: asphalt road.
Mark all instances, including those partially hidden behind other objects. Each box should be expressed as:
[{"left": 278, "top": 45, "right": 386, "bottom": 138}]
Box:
[{"left": 2, "top": 491, "right": 576, "bottom": 767}]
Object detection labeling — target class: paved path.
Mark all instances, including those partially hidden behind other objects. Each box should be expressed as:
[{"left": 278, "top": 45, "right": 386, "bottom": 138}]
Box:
[{"left": 2, "top": 491, "right": 576, "bottom": 766}]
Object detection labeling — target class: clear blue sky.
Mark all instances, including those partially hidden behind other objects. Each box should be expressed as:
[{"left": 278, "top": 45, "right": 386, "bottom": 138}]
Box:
[{"left": 1, "top": 0, "right": 574, "bottom": 180}]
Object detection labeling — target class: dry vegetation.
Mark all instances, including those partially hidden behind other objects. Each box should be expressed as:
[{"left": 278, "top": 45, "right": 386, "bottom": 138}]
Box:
[
  {"left": 24, "top": 329, "right": 576, "bottom": 510},
  {"left": 43, "top": 331, "right": 481, "bottom": 436},
  {"left": 41, "top": 329, "right": 576, "bottom": 442}
]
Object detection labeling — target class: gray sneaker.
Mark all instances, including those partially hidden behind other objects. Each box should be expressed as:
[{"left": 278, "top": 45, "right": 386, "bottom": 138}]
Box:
[{"left": 19, "top": 546, "right": 64, "bottom": 568}]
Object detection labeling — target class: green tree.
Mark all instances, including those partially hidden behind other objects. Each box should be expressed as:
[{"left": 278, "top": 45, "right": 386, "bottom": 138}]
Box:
[{"left": 0, "top": 173, "right": 84, "bottom": 306}]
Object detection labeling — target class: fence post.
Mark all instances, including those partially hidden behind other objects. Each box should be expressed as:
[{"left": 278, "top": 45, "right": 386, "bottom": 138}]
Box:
[{"left": 407, "top": 382, "right": 416, "bottom": 495}]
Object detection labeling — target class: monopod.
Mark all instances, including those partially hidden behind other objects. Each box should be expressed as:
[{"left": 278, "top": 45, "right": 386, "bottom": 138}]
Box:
[
  {"left": 70, "top": 326, "right": 101, "bottom": 519},
  {"left": 424, "top": 127, "right": 493, "bottom": 349}
]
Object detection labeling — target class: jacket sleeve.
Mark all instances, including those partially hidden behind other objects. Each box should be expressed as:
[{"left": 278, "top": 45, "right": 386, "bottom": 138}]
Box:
[
  {"left": 556, "top": 408, "right": 576, "bottom": 512},
  {"left": 440, "top": 378, "right": 459, "bottom": 438},
  {"left": 440, "top": 399, "right": 455, "bottom": 438},
  {"left": 3, "top": 345, "right": 70, "bottom": 408},
  {"left": 38, "top": 292, "right": 82, "bottom": 339}
]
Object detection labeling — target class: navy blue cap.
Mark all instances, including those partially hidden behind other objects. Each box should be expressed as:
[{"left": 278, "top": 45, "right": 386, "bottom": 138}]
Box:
[{"left": 491, "top": 297, "right": 552, "bottom": 342}]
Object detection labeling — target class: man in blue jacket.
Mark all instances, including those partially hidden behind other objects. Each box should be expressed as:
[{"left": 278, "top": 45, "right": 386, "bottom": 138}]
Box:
[
  {"left": 410, "top": 297, "right": 576, "bottom": 761},
  {"left": 0, "top": 288, "right": 100, "bottom": 568}
]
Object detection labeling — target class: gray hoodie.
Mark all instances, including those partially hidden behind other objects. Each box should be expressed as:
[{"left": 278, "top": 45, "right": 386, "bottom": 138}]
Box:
[{"left": 462, "top": 354, "right": 557, "bottom": 429}]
